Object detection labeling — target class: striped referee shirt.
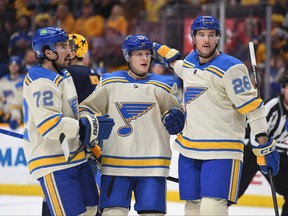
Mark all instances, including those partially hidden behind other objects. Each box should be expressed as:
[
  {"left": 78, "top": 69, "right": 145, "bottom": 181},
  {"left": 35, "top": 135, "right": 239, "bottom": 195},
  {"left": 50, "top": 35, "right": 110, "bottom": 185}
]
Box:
[{"left": 249, "top": 95, "right": 288, "bottom": 152}]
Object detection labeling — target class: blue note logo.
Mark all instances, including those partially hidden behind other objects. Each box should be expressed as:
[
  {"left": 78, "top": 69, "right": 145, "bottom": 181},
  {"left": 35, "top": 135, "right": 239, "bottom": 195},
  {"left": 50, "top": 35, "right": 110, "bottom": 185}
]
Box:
[
  {"left": 184, "top": 87, "right": 208, "bottom": 105},
  {"left": 115, "top": 102, "right": 155, "bottom": 136},
  {"left": 69, "top": 96, "right": 79, "bottom": 119}
]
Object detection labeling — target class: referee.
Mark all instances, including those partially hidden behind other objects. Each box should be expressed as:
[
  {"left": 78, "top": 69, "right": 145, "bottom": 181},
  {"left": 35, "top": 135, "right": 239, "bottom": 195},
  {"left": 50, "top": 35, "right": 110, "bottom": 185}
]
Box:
[{"left": 238, "top": 75, "right": 288, "bottom": 216}]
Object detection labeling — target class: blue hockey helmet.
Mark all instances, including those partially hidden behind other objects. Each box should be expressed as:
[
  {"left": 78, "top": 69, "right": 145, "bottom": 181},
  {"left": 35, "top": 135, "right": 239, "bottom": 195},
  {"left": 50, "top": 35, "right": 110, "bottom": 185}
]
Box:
[
  {"left": 32, "top": 27, "right": 69, "bottom": 58},
  {"left": 9, "top": 55, "right": 22, "bottom": 66},
  {"left": 122, "top": 34, "right": 153, "bottom": 62},
  {"left": 191, "top": 16, "right": 221, "bottom": 37}
]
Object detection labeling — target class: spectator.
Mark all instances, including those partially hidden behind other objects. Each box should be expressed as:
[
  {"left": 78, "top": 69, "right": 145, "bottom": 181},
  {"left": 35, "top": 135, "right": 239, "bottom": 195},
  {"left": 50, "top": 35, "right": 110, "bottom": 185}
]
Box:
[
  {"left": 0, "top": 55, "right": 25, "bottom": 123},
  {"left": 106, "top": 4, "right": 129, "bottom": 36},
  {"left": 54, "top": 4, "right": 75, "bottom": 33},
  {"left": 34, "top": 13, "right": 51, "bottom": 29},
  {"left": 8, "top": 14, "right": 33, "bottom": 58},
  {"left": 22, "top": 48, "right": 36, "bottom": 74},
  {"left": 73, "top": 1, "right": 105, "bottom": 40}
]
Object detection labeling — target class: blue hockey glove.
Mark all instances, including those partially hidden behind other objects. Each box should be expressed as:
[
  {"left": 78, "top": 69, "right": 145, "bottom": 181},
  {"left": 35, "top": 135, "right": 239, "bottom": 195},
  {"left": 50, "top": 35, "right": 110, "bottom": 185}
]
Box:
[
  {"left": 9, "top": 119, "right": 19, "bottom": 130},
  {"left": 80, "top": 114, "right": 115, "bottom": 147},
  {"left": 153, "top": 42, "right": 181, "bottom": 68},
  {"left": 162, "top": 107, "right": 185, "bottom": 135},
  {"left": 252, "top": 138, "right": 280, "bottom": 176}
]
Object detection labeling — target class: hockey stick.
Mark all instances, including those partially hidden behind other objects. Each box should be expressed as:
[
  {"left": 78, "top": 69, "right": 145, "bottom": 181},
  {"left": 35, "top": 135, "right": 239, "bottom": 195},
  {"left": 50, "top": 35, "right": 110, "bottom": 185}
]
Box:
[
  {"left": 166, "top": 176, "right": 179, "bottom": 183},
  {"left": 1, "top": 127, "right": 180, "bottom": 182},
  {"left": 59, "top": 133, "right": 86, "bottom": 163},
  {"left": 0, "top": 128, "right": 83, "bottom": 164},
  {"left": 0, "top": 128, "right": 23, "bottom": 139},
  {"left": 249, "top": 41, "right": 279, "bottom": 216}
]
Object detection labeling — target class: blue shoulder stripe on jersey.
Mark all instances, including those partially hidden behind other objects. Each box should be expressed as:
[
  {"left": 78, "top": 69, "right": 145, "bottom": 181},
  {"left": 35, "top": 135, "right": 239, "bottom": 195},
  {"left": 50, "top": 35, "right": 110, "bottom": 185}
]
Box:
[
  {"left": 102, "top": 76, "right": 129, "bottom": 86},
  {"left": 24, "top": 75, "right": 32, "bottom": 86},
  {"left": 183, "top": 60, "right": 195, "bottom": 68},
  {"left": 205, "top": 65, "right": 225, "bottom": 78},
  {"left": 27, "top": 65, "right": 64, "bottom": 86},
  {"left": 37, "top": 113, "right": 62, "bottom": 137},
  {"left": 61, "top": 69, "right": 71, "bottom": 78},
  {"left": 54, "top": 75, "right": 64, "bottom": 86},
  {"left": 146, "top": 80, "right": 172, "bottom": 92}
]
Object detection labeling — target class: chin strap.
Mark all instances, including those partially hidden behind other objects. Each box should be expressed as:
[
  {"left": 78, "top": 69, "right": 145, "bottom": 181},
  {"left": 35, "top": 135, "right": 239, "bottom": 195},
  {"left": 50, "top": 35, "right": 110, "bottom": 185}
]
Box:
[{"left": 127, "top": 63, "right": 148, "bottom": 78}]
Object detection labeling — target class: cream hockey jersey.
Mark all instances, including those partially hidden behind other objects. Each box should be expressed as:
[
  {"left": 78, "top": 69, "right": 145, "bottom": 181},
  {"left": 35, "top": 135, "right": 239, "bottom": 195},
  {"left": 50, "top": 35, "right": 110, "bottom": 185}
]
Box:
[
  {"left": 173, "top": 52, "right": 264, "bottom": 161},
  {"left": 0, "top": 73, "right": 25, "bottom": 118},
  {"left": 79, "top": 71, "right": 181, "bottom": 177},
  {"left": 23, "top": 65, "right": 86, "bottom": 180}
]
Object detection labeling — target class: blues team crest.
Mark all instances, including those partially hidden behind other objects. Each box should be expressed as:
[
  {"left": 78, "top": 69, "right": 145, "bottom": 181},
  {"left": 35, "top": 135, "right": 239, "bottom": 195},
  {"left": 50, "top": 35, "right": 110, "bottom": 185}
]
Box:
[
  {"left": 115, "top": 102, "right": 155, "bottom": 136},
  {"left": 184, "top": 86, "right": 208, "bottom": 105},
  {"left": 68, "top": 96, "right": 79, "bottom": 119}
]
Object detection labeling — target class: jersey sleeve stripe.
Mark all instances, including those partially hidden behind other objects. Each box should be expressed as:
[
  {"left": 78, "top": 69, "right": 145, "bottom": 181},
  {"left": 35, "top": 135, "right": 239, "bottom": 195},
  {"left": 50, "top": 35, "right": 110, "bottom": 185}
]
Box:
[
  {"left": 24, "top": 75, "right": 32, "bottom": 86},
  {"left": 205, "top": 66, "right": 225, "bottom": 78},
  {"left": 237, "top": 98, "right": 263, "bottom": 114},
  {"left": 54, "top": 75, "right": 64, "bottom": 86},
  {"left": 37, "top": 114, "right": 62, "bottom": 136},
  {"left": 183, "top": 61, "right": 195, "bottom": 68},
  {"left": 102, "top": 77, "right": 129, "bottom": 85},
  {"left": 146, "top": 81, "right": 171, "bottom": 92}
]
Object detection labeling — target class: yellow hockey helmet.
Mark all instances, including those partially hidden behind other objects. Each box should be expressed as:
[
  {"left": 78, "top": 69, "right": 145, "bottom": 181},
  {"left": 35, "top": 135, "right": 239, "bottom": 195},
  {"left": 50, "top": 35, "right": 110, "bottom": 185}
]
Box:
[{"left": 68, "top": 33, "right": 88, "bottom": 58}]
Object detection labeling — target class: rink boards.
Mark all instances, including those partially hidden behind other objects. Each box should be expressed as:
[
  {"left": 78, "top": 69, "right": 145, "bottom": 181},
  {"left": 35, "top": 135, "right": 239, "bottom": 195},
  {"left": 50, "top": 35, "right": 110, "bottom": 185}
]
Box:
[{"left": 0, "top": 124, "right": 283, "bottom": 207}]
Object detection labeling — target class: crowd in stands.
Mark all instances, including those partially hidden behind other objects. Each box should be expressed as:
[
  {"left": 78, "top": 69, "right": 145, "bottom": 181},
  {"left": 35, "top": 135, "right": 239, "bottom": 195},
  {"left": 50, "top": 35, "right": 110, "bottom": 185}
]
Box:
[{"left": 0, "top": 0, "right": 288, "bottom": 127}]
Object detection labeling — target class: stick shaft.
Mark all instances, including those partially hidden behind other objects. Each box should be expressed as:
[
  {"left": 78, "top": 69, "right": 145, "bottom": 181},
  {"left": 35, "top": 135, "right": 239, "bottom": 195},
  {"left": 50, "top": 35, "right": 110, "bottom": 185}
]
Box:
[
  {"left": 249, "top": 41, "right": 279, "bottom": 216},
  {"left": 0, "top": 128, "right": 23, "bottom": 139},
  {"left": 248, "top": 41, "right": 260, "bottom": 97},
  {"left": 269, "top": 169, "right": 280, "bottom": 216}
]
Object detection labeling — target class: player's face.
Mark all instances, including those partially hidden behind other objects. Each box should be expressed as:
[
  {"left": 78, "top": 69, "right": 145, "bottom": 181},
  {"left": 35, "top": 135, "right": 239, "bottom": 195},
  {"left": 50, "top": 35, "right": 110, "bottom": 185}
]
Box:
[
  {"left": 194, "top": 30, "right": 220, "bottom": 58},
  {"left": 129, "top": 50, "right": 152, "bottom": 76},
  {"left": 9, "top": 63, "right": 20, "bottom": 75},
  {"left": 54, "top": 41, "right": 72, "bottom": 68}
]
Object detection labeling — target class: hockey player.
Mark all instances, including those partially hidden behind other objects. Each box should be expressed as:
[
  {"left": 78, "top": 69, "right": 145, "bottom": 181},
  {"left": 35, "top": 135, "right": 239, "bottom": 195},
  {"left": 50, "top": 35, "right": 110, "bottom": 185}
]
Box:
[
  {"left": 153, "top": 16, "right": 280, "bottom": 215},
  {"left": 238, "top": 75, "right": 288, "bottom": 216},
  {"left": 23, "top": 27, "right": 114, "bottom": 216},
  {"left": 68, "top": 33, "right": 100, "bottom": 103},
  {"left": 79, "top": 34, "right": 185, "bottom": 215},
  {"left": 41, "top": 33, "right": 103, "bottom": 216}
]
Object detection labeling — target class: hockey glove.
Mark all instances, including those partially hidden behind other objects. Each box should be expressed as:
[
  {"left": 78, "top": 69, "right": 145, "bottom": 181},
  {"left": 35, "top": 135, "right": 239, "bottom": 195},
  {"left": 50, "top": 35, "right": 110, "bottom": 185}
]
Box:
[
  {"left": 153, "top": 42, "right": 181, "bottom": 68},
  {"left": 252, "top": 138, "right": 280, "bottom": 176},
  {"left": 80, "top": 114, "right": 115, "bottom": 147},
  {"left": 162, "top": 107, "right": 185, "bottom": 135}
]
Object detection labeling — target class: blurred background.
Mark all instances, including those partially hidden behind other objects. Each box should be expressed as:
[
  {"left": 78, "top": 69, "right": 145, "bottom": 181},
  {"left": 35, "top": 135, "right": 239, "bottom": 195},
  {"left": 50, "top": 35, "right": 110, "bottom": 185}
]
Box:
[{"left": 0, "top": 0, "right": 287, "bottom": 100}]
